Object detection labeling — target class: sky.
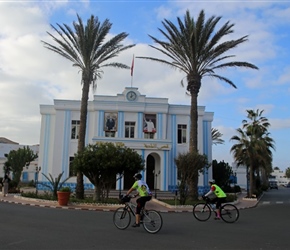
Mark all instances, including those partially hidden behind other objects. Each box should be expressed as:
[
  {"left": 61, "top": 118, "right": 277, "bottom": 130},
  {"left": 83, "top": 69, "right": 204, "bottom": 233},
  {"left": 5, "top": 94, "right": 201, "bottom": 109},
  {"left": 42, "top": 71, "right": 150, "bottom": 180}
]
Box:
[{"left": 0, "top": 0, "right": 289, "bottom": 171}]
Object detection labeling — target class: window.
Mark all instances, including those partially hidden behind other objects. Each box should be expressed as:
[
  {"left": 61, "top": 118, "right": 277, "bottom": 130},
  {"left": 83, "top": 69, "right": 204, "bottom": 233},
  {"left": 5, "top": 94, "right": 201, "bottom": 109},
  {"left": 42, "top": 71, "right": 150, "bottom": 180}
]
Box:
[
  {"left": 69, "top": 157, "right": 76, "bottom": 177},
  {"left": 144, "top": 133, "right": 155, "bottom": 139},
  {"left": 177, "top": 124, "right": 187, "bottom": 144},
  {"left": 71, "top": 120, "right": 80, "bottom": 139},
  {"left": 143, "top": 114, "right": 156, "bottom": 139},
  {"left": 105, "top": 131, "right": 116, "bottom": 137},
  {"left": 104, "top": 112, "right": 118, "bottom": 132},
  {"left": 125, "top": 122, "right": 135, "bottom": 138}
]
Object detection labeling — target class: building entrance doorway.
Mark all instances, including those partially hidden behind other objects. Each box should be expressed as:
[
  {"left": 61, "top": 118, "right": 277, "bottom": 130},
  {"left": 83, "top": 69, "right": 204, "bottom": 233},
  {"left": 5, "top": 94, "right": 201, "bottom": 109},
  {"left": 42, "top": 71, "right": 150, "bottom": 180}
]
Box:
[{"left": 146, "top": 155, "right": 155, "bottom": 190}]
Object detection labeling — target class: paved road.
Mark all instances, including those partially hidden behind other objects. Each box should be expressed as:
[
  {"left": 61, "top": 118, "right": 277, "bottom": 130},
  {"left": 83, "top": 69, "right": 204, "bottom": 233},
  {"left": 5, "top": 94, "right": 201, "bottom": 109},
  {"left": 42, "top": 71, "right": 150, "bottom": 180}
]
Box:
[{"left": 0, "top": 188, "right": 289, "bottom": 250}]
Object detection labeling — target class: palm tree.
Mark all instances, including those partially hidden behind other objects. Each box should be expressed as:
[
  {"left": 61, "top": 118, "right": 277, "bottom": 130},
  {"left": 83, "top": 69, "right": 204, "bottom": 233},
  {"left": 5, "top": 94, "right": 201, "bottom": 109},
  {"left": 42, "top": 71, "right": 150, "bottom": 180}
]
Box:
[
  {"left": 137, "top": 10, "right": 258, "bottom": 198},
  {"left": 42, "top": 14, "right": 135, "bottom": 199},
  {"left": 242, "top": 109, "right": 275, "bottom": 189},
  {"left": 211, "top": 128, "right": 225, "bottom": 145},
  {"left": 230, "top": 109, "right": 275, "bottom": 197}
]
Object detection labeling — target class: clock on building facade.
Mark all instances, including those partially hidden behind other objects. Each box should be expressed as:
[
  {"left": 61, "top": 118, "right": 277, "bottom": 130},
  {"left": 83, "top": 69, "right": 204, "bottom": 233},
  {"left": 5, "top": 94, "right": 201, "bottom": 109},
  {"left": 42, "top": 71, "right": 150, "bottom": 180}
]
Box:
[{"left": 126, "top": 91, "right": 137, "bottom": 101}]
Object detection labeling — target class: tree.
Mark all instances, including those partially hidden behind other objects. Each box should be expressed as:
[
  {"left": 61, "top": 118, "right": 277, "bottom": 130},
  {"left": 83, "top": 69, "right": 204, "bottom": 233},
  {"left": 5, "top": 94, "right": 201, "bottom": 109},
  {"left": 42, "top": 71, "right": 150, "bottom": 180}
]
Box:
[
  {"left": 42, "top": 15, "right": 135, "bottom": 199},
  {"left": 285, "top": 167, "right": 290, "bottom": 179},
  {"left": 212, "top": 160, "right": 232, "bottom": 189},
  {"left": 211, "top": 128, "right": 225, "bottom": 145},
  {"left": 4, "top": 146, "right": 38, "bottom": 186},
  {"left": 137, "top": 10, "right": 258, "bottom": 198},
  {"left": 230, "top": 109, "right": 275, "bottom": 197},
  {"left": 242, "top": 109, "right": 275, "bottom": 190},
  {"left": 175, "top": 151, "right": 209, "bottom": 203},
  {"left": 73, "top": 142, "right": 144, "bottom": 202}
]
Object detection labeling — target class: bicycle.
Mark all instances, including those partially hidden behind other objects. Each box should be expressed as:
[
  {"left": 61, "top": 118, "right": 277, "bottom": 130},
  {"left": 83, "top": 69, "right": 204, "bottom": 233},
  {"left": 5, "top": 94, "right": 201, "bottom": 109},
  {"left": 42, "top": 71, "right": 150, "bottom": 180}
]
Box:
[
  {"left": 113, "top": 194, "right": 163, "bottom": 234},
  {"left": 193, "top": 196, "right": 239, "bottom": 223}
]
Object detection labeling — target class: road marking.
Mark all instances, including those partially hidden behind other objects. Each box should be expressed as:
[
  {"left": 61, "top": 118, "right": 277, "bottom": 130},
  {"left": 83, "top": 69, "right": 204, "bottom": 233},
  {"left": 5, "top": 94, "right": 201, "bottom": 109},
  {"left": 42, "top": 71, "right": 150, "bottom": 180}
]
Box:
[
  {"left": 276, "top": 201, "right": 283, "bottom": 204},
  {"left": 262, "top": 201, "right": 270, "bottom": 204}
]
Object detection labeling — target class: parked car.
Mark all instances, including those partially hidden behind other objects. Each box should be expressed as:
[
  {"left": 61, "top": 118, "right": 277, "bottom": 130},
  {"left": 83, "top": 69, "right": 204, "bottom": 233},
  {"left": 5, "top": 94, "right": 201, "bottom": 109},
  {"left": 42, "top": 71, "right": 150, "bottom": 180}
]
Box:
[
  {"left": 269, "top": 181, "right": 278, "bottom": 189},
  {"left": 286, "top": 183, "right": 290, "bottom": 188}
]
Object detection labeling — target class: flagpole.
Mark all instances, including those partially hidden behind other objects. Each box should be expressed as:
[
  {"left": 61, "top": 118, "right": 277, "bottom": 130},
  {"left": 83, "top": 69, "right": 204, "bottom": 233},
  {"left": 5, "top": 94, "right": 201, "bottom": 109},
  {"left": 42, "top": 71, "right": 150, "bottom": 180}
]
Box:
[{"left": 130, "top": 54, "right": 134, "bottom": 87}]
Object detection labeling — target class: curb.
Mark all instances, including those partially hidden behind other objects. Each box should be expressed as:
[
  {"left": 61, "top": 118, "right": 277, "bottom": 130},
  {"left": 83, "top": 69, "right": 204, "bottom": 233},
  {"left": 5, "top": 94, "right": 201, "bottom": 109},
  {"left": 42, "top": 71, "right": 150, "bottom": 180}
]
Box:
[
  {"left": 0, "top": 198, "right": 189, "bottom": 213},
  {"left": 0, "top": 198, "right": 118, "bottom": 212},
  {"left": 0, "top": 192, "right": 259, "bottom": 213}
]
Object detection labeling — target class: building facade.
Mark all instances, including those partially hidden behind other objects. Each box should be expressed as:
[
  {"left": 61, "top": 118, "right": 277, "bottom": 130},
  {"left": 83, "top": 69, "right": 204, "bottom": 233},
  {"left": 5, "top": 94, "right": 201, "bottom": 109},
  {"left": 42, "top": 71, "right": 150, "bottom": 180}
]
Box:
[
  {"left": 0, "top": 137, "right": 39, "bottom": 181},
  {"left": 38, "top": 87, "right": 214, "bottom": 193},
  {"left": 269, "top": 169, "right": 290, "bottom": 186}
]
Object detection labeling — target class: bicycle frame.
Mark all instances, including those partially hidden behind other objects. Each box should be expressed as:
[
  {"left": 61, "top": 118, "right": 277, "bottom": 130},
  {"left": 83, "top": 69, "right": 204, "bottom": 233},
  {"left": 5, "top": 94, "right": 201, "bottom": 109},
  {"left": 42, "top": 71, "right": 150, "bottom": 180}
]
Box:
[
  {"left": 193, "top": 198, "right": 239, "bottom": 223},
  {"left": 113, "top": 195, "right": 163, "bottom": 233},
  {"left": 123, "top": 201, "right": 137, "bottom": 217},
  {"left": 204, "top": 200, "right": 217, "bottom": 215}
]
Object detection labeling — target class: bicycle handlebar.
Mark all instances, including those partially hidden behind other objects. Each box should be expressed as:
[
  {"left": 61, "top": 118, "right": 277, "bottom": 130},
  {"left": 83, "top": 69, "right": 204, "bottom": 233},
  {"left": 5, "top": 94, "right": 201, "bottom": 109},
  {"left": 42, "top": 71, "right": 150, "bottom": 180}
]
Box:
[{"left": 119, "top": 194, "right": 137, "bottom": 203}]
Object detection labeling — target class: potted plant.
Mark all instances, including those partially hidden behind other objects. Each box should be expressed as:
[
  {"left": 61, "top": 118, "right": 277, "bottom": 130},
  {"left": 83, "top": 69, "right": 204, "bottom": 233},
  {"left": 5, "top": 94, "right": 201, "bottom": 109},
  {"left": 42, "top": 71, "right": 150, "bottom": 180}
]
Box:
[
  {"left": 41, "top": 171, "right": 71, "bottom": 199},
  {"left": 57, "top": 186, "right": 71, "bottom": 206}
]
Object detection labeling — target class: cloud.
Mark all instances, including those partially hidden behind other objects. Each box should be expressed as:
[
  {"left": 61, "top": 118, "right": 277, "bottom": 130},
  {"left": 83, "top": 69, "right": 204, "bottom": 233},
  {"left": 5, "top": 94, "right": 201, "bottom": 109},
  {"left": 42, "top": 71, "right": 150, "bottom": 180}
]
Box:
[
  {"left": 277, "top": 66, "right": 290, "bottom": 85},
  {"left": 269, "top": 118, "right": 290, "bottom": 130}
]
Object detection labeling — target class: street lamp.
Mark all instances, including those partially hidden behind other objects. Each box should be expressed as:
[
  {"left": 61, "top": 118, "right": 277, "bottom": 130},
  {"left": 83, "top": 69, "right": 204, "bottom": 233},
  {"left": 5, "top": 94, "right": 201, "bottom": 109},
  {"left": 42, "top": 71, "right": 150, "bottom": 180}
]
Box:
[
  {"left": 118, "top": 174, "right": 122, "bottom": 197},
  {"left": 246, "top": 166, "right": 250, "bottom": 197},
  {"left": 153, "top": 170, "right": 160, "bottom": 199},
  {"left": 35, "top": 166, "right": 41, "bottom": 195}
]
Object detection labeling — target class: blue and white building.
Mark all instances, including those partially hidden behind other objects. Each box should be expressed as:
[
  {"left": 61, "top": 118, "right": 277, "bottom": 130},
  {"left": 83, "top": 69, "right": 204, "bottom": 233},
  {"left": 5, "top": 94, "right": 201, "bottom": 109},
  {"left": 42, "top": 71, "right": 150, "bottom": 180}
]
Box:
[
  {"left": 38, "top": 87, "right": 214, "bottom": 193},
  {"left": 0, "top": 137, "right": 39, "bottom": 181}
]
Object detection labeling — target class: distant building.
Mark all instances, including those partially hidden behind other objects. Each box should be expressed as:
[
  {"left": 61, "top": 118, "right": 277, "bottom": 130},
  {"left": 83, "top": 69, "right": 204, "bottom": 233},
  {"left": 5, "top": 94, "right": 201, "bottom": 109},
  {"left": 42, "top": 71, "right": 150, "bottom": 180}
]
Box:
[
  {"left": 38, "top": 87, "right": 214, "bottom": 193},
  {"left": 231, "top": 163, "right": 247, "bottom": 190},
  {"left": 0, "top": 137, "right": 39, "bottom": 181},
  {"left": 231, "top": 164, "right": 290, "bottom": 189},
  {"left": 269, "top": 169, "right": 290, "bottom": 186}
]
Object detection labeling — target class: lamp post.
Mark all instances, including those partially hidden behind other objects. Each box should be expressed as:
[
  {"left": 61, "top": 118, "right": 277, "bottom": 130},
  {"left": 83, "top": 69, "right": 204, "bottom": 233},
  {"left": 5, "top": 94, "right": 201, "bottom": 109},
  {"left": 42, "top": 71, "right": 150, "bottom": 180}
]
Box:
[
  {"left": 35, "top": 166, "right": 41, "bottom": 196},
  {"left": 119, "top": 174, "right": 122, "bottom": 197},
  {"left": 246, "top": 166, "right": 249, "bottom": 197},
  {"left": 154, "top": 170, "right": 160, "bottom": 199}
]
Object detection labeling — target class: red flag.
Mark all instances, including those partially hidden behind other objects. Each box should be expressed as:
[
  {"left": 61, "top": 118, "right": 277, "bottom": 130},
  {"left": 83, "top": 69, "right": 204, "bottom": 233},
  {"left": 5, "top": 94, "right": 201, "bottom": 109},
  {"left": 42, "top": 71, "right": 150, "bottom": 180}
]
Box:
[{"left": 131, "top": 55, "right": 134, "bottom": 76}]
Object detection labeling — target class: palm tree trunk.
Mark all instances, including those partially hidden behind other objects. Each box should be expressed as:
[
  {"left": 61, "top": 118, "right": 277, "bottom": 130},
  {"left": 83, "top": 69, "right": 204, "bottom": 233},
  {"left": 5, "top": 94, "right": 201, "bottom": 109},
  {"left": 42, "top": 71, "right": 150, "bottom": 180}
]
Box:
[
  {"left": 260, "top": 168, "right": 268, "bottom": 186},
  {"left": 249, "top": 164, "right": 254, "bottom": 197},
  {"left": 188, "top": 79, "right": 200, "bottom": 200},
  {"left": 189, "top": 90, "right": 199, "bottom": 153},
  {"left": 75, "top": 78, "right": 90, "bottom": 199}
]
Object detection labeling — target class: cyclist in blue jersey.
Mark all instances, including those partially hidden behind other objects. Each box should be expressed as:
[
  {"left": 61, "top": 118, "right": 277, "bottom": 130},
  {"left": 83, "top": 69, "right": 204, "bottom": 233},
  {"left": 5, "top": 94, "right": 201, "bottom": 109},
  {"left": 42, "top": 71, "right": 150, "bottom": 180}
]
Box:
[{"left": 126, "top": 173, "right": 152, "bottom": 227}]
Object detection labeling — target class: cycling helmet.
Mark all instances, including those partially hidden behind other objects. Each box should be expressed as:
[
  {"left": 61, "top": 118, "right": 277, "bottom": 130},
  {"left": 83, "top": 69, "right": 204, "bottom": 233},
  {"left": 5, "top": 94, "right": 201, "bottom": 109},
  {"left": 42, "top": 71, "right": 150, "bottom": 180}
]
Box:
[
  {"left": 208, "top": 179, "right": 215, "bottom": 184},
  {"left": 134, "top": 173, "right": 142, "bottom": 180}
]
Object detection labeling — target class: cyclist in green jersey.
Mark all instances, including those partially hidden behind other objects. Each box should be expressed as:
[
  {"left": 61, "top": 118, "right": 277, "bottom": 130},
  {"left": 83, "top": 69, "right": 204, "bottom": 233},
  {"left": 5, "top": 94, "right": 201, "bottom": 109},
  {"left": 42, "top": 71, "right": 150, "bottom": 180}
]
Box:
[
  {"left": 203, "top": 179, "right": 227, "bottom": 220},
  {"left": 126, "top": 173, "right": 152, "bottom": 227}
]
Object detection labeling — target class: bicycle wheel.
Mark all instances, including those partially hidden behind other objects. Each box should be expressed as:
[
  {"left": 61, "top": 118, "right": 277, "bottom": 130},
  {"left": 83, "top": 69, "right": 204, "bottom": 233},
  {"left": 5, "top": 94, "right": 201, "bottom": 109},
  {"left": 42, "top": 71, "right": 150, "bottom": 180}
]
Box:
[
  {"left": 113, "top": 207, "right": 131, "bottom": 229},
  {"left": 220, "top": 204, "right": 239, "bottom": 223},
  {"left": 193, "top": 203, "right": 211, "bottom": 221},
  {"left": 142, "top": 210, "right": 163, "bottom": 234}
]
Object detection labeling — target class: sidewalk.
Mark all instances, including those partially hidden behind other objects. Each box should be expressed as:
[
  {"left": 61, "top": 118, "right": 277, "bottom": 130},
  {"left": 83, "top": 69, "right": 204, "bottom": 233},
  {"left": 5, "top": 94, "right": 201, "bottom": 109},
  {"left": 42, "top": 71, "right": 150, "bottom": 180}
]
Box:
[{"left": 0, "top": 192, "right": 260, "bottom": 213}]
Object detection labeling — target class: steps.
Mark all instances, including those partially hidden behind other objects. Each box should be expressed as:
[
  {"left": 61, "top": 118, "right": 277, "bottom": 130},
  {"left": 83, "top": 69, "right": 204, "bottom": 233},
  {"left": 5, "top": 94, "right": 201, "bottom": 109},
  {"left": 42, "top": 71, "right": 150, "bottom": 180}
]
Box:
[{"left": 84, "top": 189, "right": 178, "bottom": 200}]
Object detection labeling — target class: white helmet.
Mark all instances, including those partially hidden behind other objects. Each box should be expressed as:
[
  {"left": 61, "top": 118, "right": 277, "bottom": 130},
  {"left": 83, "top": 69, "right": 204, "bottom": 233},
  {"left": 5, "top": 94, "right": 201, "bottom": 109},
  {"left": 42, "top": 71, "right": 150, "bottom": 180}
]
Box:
[{"left": 209, "top": 179, "right": 215, "bottom": 184}]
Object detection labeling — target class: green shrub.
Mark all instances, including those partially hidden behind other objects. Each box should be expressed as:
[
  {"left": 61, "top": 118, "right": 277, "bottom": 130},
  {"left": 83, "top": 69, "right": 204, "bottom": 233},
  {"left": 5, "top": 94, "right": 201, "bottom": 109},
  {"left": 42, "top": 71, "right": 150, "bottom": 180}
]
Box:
[
  {"left": 21, "top": 191, "right": 56, "bottom": 200},
  {"left": 233, "top": 185, "right": 241, "bottom": 193},
  {"left": 59, "top": 187, "right": 71, "bottom": 192},
  {"left": 225, "top": 193, "right": 237, "bottom": 202},
  {"left": 260, "top": 184, "right": 268, "bottom": 191},
  {"left": 28, "top": 180, "right": 35, "bottom": 187},
  {"left": 20, "top": 191, "right": 120, "bottom": 204}
]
